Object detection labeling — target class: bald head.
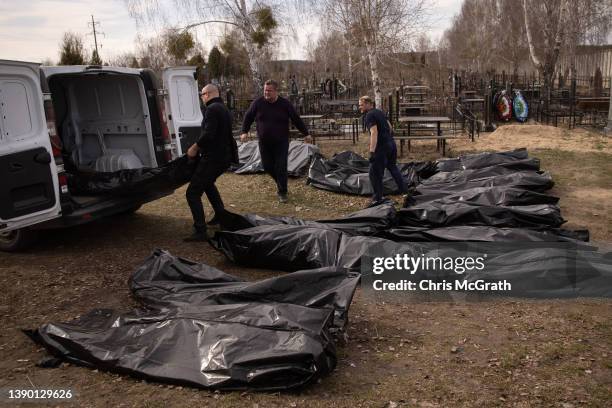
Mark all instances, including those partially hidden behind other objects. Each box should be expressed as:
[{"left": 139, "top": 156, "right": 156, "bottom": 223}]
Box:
[{"left": 201, "top": 84, "right": 219, "bottom": 104}]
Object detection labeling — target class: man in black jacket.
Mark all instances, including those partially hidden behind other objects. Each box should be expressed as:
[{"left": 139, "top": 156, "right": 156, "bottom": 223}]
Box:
[
  {"left": 240, "top": 79, "right": 309, "bottom": 203},
  {"left": 184, "top": 84, "right": 238, "bottom": 241}
]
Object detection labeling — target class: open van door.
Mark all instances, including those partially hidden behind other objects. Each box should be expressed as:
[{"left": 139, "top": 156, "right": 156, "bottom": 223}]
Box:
[
  {"left": 0, "top": 60, "right": 61, "bottom": 238},
  {"left": 161, "top": 67, "right": 203, "bottom": 157}
]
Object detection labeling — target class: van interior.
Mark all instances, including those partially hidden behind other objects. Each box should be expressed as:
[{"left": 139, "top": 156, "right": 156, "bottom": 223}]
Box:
[{"left": 49, "top": 73, "right": 157, "bottom": 174}]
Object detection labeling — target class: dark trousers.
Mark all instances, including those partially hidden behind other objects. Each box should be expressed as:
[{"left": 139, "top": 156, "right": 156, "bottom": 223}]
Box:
[
  {"left": 369, "top": 141, "right": 405, "bottom": 202},
  {"left": 186, "top": 157, "right": 228, "bottom": 231},
  {"left": 259, "top": 138, "right": 289, "bottom": 194}
]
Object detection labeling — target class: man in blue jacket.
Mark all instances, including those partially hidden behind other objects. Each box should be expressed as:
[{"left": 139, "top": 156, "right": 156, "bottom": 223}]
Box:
[
  {"left": 240, "top": 79, "right": 310, "bottom": 203},
  {"left": 359, "top": 95, "right": 405, "bottom": 207},
  {"left": 184, "top": 84, "right": 238, "bottom": 241}
]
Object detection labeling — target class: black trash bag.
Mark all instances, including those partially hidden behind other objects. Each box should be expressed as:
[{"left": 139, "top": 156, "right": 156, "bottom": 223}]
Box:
[
  {"left": 315, "top": 202, "right": 397, "bottom": 235},
  {"left": 233, "top": 141, "right": 320, "bottom": 176},
  {"left": 219, "top": 203, "right": 397, "bottom": 236},
  {"left": 129, "top": 249, "right": 359, "bottom": 330},
  {"left": 335, "top": 236, "right": 612, "bottom": 298},
  {"left": 414, "top": 171, "right": 555, "bottom": 196},
  {"left": 307, "top": 151, "right": 436, "bottom": 195},
  {"left": 405, "top": 186, "right": 559, "bottom": 207},
  {"left": 66, "top": 155, "right": 197, "bottom": 196},
  {"left": 212, "top": 224, "right": 343, "bottom": 271},
  {"left": 397, "top": 202, "right": 565, "bottom": 228},
  {"left": 28, "top": 249, "right": 360, "bottom": 391},
  {"left": 464, "top": 246, "right": 612, "bottom": 298},
  {"left": 336, "top": 235, "right": 392, "bottom": 273},
  {"left": 435, "top": 148, "right": 529, "bottom": 172},
  {"left": 378, "top": 225, "right": 590, "bottom": 244},
  {"left": 422, "top": 158, "right": 541, "bottom": 186}
]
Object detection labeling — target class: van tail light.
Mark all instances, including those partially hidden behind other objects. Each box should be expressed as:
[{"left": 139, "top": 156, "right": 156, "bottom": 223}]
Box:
[
  {"left": 58, "top": 173, "right": 69, "bottom": 194},
  {"left": 43, "top": 94, "right": 63, "bottom": 160},
  {"left": 43, "top": 93, "right": 69, "bottom": 196},
  {"left": 156, "top": 92, "right": 173, "bottom": 162}
]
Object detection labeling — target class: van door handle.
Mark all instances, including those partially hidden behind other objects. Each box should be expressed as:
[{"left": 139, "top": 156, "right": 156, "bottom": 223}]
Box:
[
  {"left": 10, "top": 163, "right": 23, "bottom": 171},
  {"left": 34, "top": 151, "right": 52, "bottom": 164}
]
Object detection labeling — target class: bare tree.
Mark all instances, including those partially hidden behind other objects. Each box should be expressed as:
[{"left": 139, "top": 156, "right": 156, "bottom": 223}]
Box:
[
  {"left": 563, "top": 0, "right": 612, "bottom": 75},
  {"left": 522, "top": 0, "right": 569, "bottom": 108},
  {"left": 106, "top": 52, "right": 139, "bottom": 67},
  {"left": 522, "top": 0, "right": 610, "bottom": 107},
  {"left": 134, "top": 33, "right": 170, "bottom": 71},
  {"left": 323, "top": 0, "right": 427, "bottom": 107},
  {"left": 125, "top": 0, "right": 280, "bottom": 95}
]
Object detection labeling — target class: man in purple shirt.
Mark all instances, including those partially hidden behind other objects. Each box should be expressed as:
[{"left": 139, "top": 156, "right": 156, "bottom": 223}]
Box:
[{"left": 240, "top": 79, "right": 310, "bottom": 203}]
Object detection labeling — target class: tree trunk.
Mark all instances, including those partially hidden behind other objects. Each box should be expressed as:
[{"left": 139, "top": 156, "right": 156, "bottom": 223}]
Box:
[
  {"left": 365, "top": 40, "right": 382, "bottom": 108},
  {"left": 238, "top": 27, "right": 262, "bottom": 96},
  {"left": 347, "top": 39, "right": 352, "bottom": 96},
  {"left": 237, "top": 0, "right": 262, "bottom": 97},
  {"left": 522, "top": 0, "right": 542, "bottom": 68},
  {"left": 542, "top": 68, "right": 552, "bottom": 113}
]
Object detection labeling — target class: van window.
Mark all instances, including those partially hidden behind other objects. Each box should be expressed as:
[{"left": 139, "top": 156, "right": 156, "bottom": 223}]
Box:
[
  {"left": 172, "top": 77, "right": 199, "bottom": 121},
  {"left": 72, "top": 76, "right": 142, "bottom": 120},
  {"left": 0, "top": 80, "right": 34, "bottom": 142}
]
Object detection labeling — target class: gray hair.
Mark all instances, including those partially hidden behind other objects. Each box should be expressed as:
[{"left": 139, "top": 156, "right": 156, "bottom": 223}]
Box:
[{"left": 264, "top": 79, "right": 279, "bottom": 90}]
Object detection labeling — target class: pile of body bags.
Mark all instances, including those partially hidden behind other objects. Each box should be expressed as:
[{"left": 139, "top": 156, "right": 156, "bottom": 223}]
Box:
[
  {"left": 28, "top": 148, "right": 611, "bottom": 392},
  {"left": 214, "top": 148, "right": 610, "bottom": 299}
]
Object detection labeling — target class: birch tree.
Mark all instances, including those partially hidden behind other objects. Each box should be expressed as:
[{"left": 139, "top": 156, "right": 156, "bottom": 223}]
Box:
[
  {"left": 522, "top": 0, "right": 610, "bottom": 108},
  {"left": 522, "top": 0, "right": 569, "bottom": 108},
  {"left": 125, "top": 0, "right": 279, "bottom": 95},
  {"left": 323, "top": 0, "right": 427, "bottom": 107}
]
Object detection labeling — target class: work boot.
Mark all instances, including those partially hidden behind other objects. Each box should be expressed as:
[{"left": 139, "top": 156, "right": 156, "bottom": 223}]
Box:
[
  {"left": 366, "top": 199, "right": 384, "bottom": 209},
  {"left": 278, "top": 192, "right": 288, "bottom": 203},
  {"left": 207, "top": 213, "right": 221, "bottom": 226}
]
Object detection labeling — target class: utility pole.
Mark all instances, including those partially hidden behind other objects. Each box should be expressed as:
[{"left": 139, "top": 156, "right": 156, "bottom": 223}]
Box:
[
  {"left": 87, "top": 15, "right": 104, "bottom": 63},
  {"left": 91, "top": 15, "right": 99, "bottom": 54}
]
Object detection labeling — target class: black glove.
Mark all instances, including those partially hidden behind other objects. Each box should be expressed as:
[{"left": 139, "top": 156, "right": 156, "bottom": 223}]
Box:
[{"left": 369, "top": 151, "right": 375, "bottom": 163}]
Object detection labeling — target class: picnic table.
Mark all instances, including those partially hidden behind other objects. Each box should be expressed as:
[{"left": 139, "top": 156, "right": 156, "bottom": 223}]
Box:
[
  {"left": 301, "top": 114, "right": 325, "bottom": 126},
  {"left": 403, "top": 85, "right": 430, "bottom": 91},
  {"left": 399, "top": 102, "right": 430, "bottom": 106},
  {"left": 395, "top": 116, "right": 453, "bottom": 156},
  {"left": 462, "top": 98, "right": 484, "bottom": 104}
]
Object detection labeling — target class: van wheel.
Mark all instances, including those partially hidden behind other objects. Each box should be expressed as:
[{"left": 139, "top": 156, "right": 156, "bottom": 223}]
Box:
[{"left": 0, "top": 228, "right": 39, "bottom": 252}]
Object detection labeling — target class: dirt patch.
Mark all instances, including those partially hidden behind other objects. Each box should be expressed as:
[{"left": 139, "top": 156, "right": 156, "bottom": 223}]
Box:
[
  {"left": 0, "top": 128, "right": 611, "bottom": 407},
  {"left": 450, "top": 124, "right": 610, "bottom": 154}
]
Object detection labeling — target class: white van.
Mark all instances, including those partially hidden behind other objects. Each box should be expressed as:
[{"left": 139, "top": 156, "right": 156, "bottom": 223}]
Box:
[{"left": 0, "top": 60, "right": 203, "bottom": 251}]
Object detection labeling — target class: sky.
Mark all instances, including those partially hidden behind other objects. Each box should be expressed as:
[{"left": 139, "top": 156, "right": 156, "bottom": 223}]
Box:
[{"left": 0, "top": 0, "right": 463, "bottom": 63}]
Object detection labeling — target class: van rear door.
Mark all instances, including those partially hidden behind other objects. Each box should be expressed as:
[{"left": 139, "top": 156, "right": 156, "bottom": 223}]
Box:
[
  {"left": 161, "top": 67, "right": 203, "bottom": 157},
  {"left": 0, "top": 60, "right": 61, "bottom": 231}
]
